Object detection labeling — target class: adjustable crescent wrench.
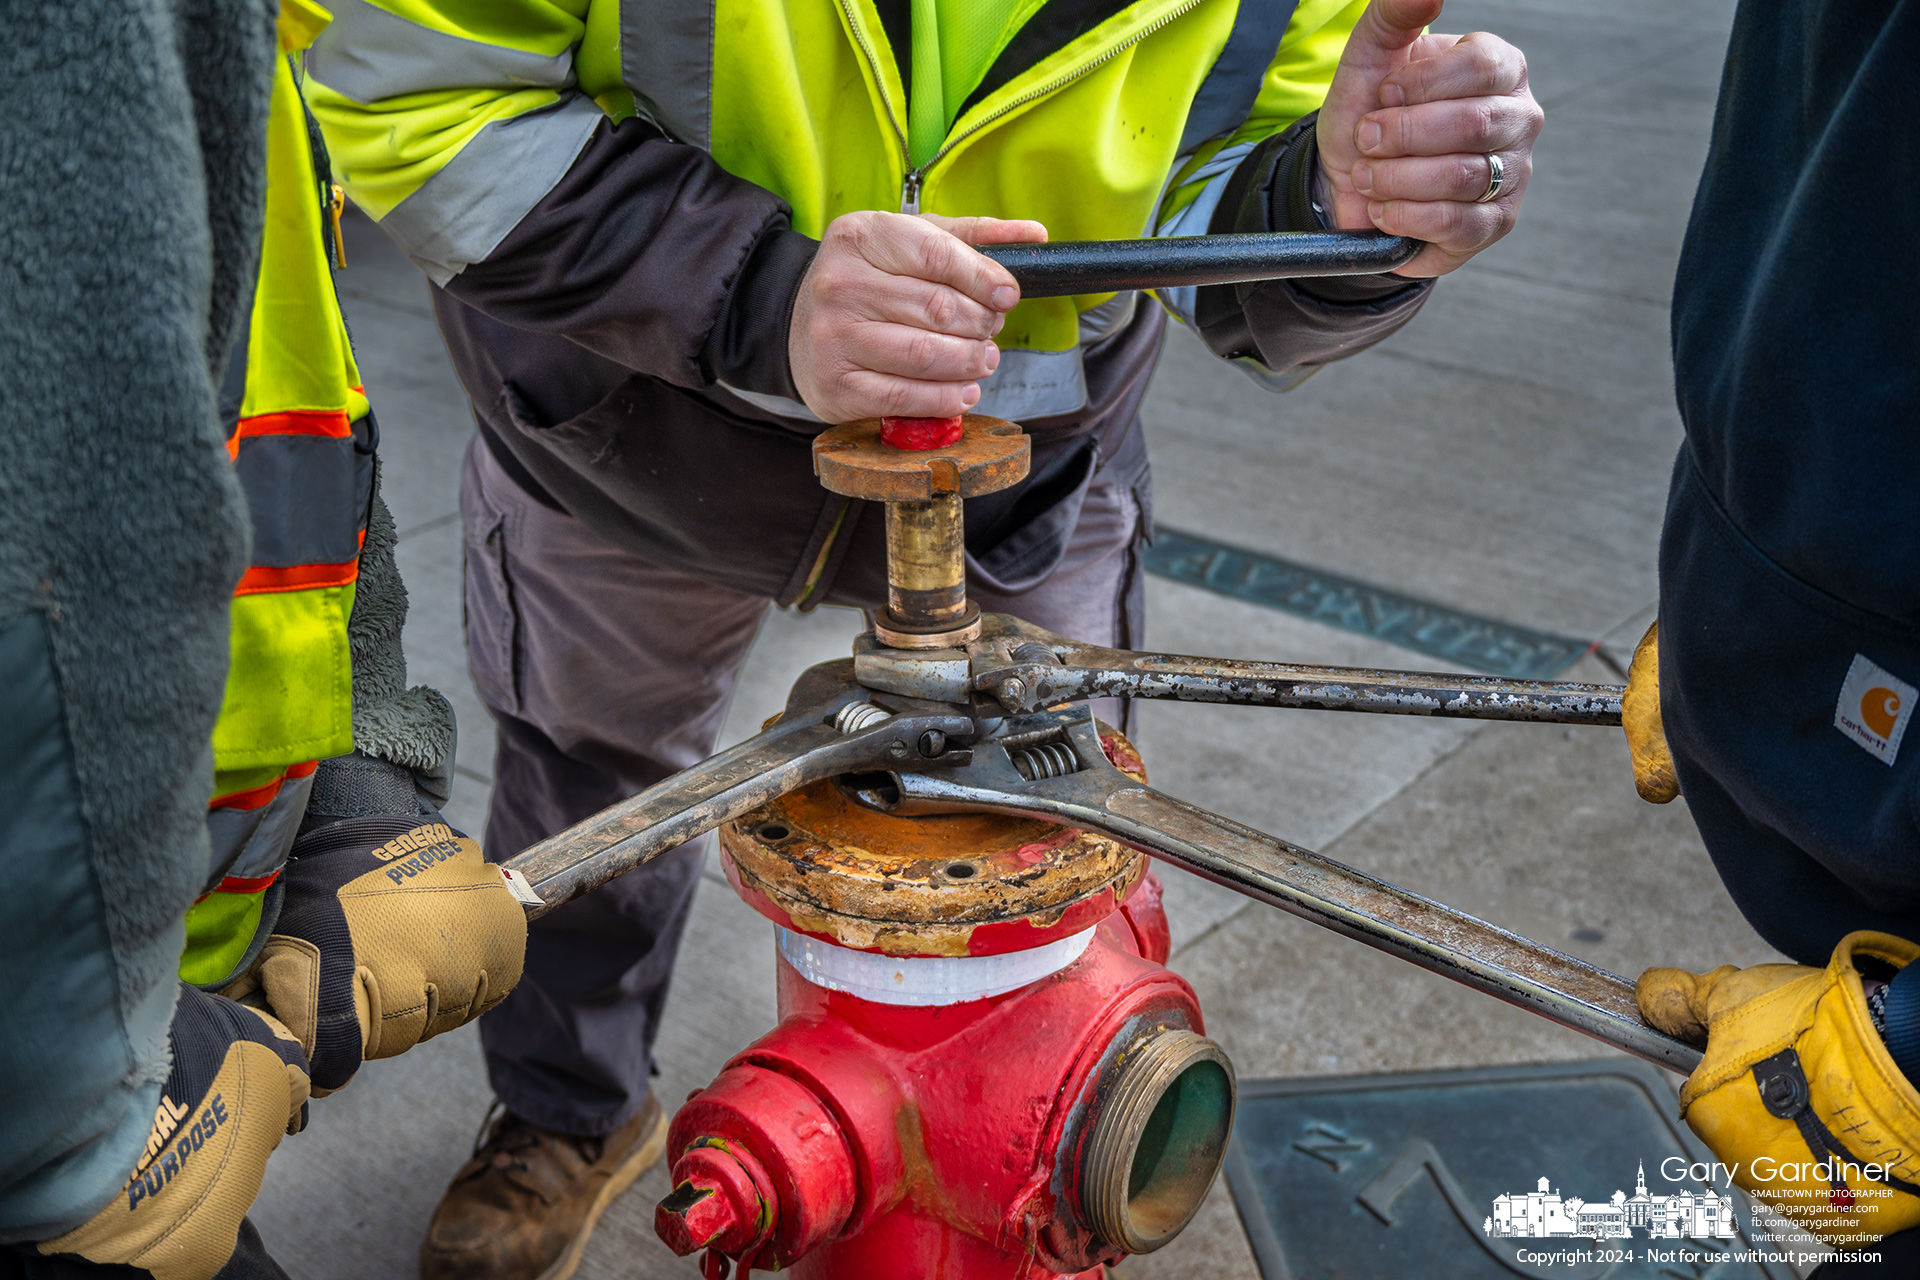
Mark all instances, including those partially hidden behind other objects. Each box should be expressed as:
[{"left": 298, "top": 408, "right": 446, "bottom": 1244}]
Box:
[
  {"left": 842, "top": 704, "right": 1697, "bottom": 1075},
  {"left": 501, "top": 616, "right": 1699, "bottom": 1075}
]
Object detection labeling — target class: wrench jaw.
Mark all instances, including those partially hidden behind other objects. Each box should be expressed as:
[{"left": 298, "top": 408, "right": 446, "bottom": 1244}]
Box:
[
  {"left": 852, "top": 614, "right": 1089, "bottom": 716},
  {"left": 845, "top": 706, "right": 1134, "bottom": 822}
]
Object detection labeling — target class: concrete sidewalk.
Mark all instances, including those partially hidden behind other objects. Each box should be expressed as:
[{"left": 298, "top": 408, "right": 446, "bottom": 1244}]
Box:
[{"left": 251, "top": 2, "right": 1777, "bottom": 1274}]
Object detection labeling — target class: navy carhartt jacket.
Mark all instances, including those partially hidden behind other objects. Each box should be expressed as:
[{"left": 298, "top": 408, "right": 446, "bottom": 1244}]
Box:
[{"left": 1661, "top": 0, "right": 1920, "bottom": 966}]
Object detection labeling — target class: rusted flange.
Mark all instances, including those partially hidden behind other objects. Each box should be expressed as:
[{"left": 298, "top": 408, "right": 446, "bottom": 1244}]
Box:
[
  {"left": 812, "top": 414, "right": 1030, "bottom": 502},
  {"left": 720, "top": 726, "right": 1148, "bottom": 957}
]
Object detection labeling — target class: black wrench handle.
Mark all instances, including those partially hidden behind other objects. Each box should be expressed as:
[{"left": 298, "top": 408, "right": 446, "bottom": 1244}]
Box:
[{"left": 979, "top": 230, "right": 1420, "bottom": 297}]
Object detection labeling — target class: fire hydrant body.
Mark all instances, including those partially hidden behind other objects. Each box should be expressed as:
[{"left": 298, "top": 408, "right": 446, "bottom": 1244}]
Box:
[{"left": 655, "top": 729, "right": 1235, "bottom": 1278}]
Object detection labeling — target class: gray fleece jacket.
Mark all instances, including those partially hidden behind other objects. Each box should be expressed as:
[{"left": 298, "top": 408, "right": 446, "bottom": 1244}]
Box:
[{"left": 0, "top": 0, "right": 276, "bottom": 1240}]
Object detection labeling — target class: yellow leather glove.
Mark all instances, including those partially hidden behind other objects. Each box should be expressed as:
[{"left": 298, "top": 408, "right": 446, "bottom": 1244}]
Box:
[
  {"left": 231, "top": 816, "right": 527, "bottom": 1093},
  {"left": 38, "top": 987, "right": 309, "bottom": 1280},
  {"left": 1624, "top": 620, "right": 1680, "bottom": 803},
  {"left": 1638, "top": 932, "right": 1920, "bottom": 1244}
]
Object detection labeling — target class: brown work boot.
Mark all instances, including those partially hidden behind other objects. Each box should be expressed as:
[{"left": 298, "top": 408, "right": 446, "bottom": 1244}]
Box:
[{"left": 420, "top": 1095, "right": 667, "bottom": 1280}]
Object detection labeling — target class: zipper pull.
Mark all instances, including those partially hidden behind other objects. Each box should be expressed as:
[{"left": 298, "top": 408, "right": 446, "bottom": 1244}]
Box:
[
  {"left": 900, "top": 172, "right": 922, "bottom": 216},
  {"left": 329, "top": 183, "right": 347, "bottom": 269}
]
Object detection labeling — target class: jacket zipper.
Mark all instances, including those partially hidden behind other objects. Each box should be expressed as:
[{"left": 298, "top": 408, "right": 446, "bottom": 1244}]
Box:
[{"left": 838, "top": 0, "right": 1208, "bottom": 214}]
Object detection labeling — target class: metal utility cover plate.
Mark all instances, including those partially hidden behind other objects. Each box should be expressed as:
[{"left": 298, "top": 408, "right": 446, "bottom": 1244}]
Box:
[{"left": 1224, "top": 1059, "right": 1796, "bottom": 1279}]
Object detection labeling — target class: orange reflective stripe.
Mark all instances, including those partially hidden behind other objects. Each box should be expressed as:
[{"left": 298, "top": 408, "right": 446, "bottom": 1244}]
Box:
[
  {"left": 210, "top": 759, "right": 318, "bottom": 811},
  {"left": 223, "top": 388, "right": 365, "bottom": 458},
  {"left": 225, "top": 409, "right": 352, "bottom": 460},
  {"left": 233, "top": 528, "right": 364, "bottom": 597},
  {"left": 215, "top": 871, "right": 281, "bottom": 895},
  {"left": 191, "top": 869, "right": 282, "bottom": 903},
  {"left": 236, "top": 556, "right": 360, "bottom": 595}
]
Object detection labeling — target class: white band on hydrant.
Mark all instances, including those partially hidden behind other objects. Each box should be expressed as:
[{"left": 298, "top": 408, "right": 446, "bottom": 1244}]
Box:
[{"left": 776, "top": 926, "right": 1096, "bottom": 1007}]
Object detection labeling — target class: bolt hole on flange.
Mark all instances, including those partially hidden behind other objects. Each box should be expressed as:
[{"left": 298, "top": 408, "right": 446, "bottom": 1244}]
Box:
[
  {"left": 1081, "top": 1030, "right": 1236, "bottom": 1254},
  {"left": 834, "top": 771, "right": 902, "bottom": 812},
  {"left": 943, "top": 862, "right": 977, "bottom": 880},
  {"left": 757, "top": 824, "right": 790, "bottom": 841}
]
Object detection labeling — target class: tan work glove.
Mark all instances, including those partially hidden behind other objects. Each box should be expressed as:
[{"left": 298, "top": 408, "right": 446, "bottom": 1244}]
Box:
[
  {"left": 1638, "top": 933, "right": 1920, "bottom": 1245},
  {"left": 38, "top": 987, "right": 309, "bottom": 1280},
  {"left": 231, "top": 816, "right": 527, "bottom": 1093},
  {"left": 1624, "top": 620, "right": 1680, "bottom": 803}
]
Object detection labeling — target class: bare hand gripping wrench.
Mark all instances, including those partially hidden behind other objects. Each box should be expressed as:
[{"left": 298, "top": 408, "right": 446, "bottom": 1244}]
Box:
[{"left": 501, "top": 231, "right": 1701, "bottom": 1075}]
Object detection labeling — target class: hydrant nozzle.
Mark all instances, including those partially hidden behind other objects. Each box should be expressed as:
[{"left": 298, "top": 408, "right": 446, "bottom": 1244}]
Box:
[{"left": 655, "top": 1143, "right": 773, "bottom": 1259}]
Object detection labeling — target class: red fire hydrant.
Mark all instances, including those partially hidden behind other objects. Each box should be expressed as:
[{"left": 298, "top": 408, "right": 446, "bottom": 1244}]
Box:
[{"left": 654, "top": 729, "right": 1235, "bottom": 1278}]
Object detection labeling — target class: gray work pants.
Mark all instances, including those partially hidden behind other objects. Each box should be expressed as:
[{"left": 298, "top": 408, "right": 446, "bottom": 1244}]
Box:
[{"left": 461, "top": 434, "right": 1148, "bottom": 1136}]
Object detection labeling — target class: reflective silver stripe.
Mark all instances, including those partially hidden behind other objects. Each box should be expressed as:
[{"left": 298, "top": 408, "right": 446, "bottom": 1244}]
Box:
[
  {"left": 1078, "top": 291, "right": 1139, "bottom": 344},
  {"left": 978, "top": 346, "right": 1087, "bottom": 419},
  {"left": 1227, "top": 353, "right": 1316, "bottom": 393},
  {"left": 380, "top": 95, "right": 602, "bottom": 285},
  {"left": 777, "top": 926, "right": 1097, "bottom": 1006},
  {"left": 306, "top": 0, "right": 575, "bottom": 104},
  {"left": 718, "top": 346, "right": 1089, "bottom": 425},
  {"left": 1155, "top": 138, "right": 1257, "bottom": 327},
  {"left": 716, "top": 384, "right": 824, "bottom": 423},
  {"left": 1178, "top": 0, "right": 1299, "bottom": 152},
  {"left": 206, "top": 770, "right": 315, "bottom": 887},
  {"left": 619, "top": 0, "right": 715, "bottom": 149}
]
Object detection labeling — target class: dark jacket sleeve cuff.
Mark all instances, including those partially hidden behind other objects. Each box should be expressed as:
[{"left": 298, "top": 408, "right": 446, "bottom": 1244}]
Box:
[
  {"left": 698, "top": 227, "right": 817, "bottom": 398},
  {"left": 1193, "top": 112, "right": 1431, "bottom": 370}
]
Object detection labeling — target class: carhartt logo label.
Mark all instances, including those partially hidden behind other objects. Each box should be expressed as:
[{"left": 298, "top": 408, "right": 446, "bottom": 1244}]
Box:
[{"left": 1834, "top": 655, "right": 1915, "bottom": 765}]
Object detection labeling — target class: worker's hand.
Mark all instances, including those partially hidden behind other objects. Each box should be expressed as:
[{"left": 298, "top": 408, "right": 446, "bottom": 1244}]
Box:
[
  {"left": 789, "top": 211, "right": 1047, "bottom": 423},
  {"left": 230, "top": 816, "right": 527, "bottom": 1093},
  {"left": 1316, "top": 0, "right": 1541, "bottom": 278},
  {"left": 1636, "top": 934, "right": 1920, "bottom": 1245},
  {"left": 37, "top": 987, "right": 309, "bottom": 1280},
  {"left": 1624, "top": 620, "right": 1680, "bottom": 803}
]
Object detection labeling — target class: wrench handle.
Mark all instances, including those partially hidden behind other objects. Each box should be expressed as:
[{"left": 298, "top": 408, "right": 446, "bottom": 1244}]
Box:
[
  {"left": 1095, "top": 786, "right": 1700, "bottom": 1073},
  {"left": 980, "top": 231, "right": 1420, "bottom": 298}
]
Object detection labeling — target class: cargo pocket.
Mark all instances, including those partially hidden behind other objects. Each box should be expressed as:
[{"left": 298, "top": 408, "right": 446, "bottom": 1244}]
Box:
[
  {"left": 462, "top": 495, "right": 522, "bottom": 719},
  {"left": 967, "top": 438, "right": 1099, "bottom": 596}
]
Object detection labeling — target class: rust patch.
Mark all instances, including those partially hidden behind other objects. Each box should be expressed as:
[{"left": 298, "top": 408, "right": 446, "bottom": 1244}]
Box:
[
  {"left": 893, "top": 1101, "right": 949, "bottom": 1216},
  {"left": 720, "top": 726, "right": 1149, "bottom": 953},
  {"left": 813, "top": 415, "right": 1031, "bottom": 502}
]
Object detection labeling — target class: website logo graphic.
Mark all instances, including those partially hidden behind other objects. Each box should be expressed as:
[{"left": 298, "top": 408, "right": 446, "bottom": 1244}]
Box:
[
  {"left": 1834, "top": 654, "right": 1916, "bottom": 765},
  {"left": 1484, "top": 1163, "right": 1736, "bottom": 1241}
]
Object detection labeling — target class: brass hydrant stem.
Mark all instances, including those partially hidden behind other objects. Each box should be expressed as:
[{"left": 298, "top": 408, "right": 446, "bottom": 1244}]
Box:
[
  {"left": 812, "top": 415, "right": 1031, "bottom": 651},
  {"left": 884, "top": 493, "right": 966, "bottom": 630}
]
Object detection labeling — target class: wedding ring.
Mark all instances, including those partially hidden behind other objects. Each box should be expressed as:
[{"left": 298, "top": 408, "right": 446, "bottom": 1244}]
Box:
[{"left": 1477, "top": 153, "right": 1506, "bottom": 203}]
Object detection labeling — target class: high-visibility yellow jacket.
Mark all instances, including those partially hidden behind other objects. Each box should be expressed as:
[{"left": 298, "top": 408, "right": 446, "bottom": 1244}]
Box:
[
  {"left": 180, "top": 0, "right": 374, "bottom": 986},
  {"left": 298, "top": 0, "right": 1429, "bottom": 610},
  {"left": 305, "top": 0, "right": 1361, "bottom": 418}
]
